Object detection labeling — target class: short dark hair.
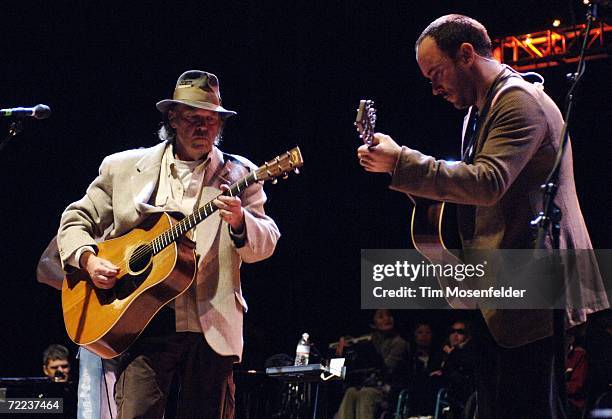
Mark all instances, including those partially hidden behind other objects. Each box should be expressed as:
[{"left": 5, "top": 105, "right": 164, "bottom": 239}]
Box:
[
  {"left": 42, "top": 344, "right": 69, "bottom": 365},
  {"left": 416, "top": 14, "right": 492, "bottom": 59}
]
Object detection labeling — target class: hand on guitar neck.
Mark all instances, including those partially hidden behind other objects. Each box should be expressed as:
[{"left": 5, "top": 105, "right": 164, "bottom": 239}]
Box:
[
  {"left": 354, "top": 99, "right": 402, "bottom": 175},
  {"left": 215, "top": 184, "right": 245, "bottom": 233},
  {"left": 357, "top": 133, "right": 402, "bottom": 175},
  {"left": 79, "top": 251, "right": 120, "bottom": 290}
]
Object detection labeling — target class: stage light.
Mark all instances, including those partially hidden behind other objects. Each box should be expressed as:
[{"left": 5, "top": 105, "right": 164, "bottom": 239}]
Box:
[{"left": 494, "top": 10, "right": 612, "bottom": 70}]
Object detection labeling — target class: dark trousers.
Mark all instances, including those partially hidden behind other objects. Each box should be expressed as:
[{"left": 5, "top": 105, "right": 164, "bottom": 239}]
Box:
[
  {"left": 476, "top": 319, "right": 566, "bottom": 419},
  {"left": 114, "top": 309, "right": 236, "bottom": 419}
]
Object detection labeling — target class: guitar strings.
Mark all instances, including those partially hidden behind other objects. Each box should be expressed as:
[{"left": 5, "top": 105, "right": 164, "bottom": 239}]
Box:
[
  {"left": 100, "top": 162, "right": 291, "bottom": 275},
  {"left": 123, "top": 174, "right": 257, "bottom": 269},
  {"left": 125, "top": 194, "right": 225, "bottom": 266}
]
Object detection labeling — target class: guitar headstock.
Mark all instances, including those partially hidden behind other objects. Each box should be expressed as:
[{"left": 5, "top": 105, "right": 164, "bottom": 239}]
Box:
[
  {"left": 255, "top": 147, "right": 304, "bottom": 183},
  {"left": 354, "top": 99, "right": 377, "bottom": 146}
]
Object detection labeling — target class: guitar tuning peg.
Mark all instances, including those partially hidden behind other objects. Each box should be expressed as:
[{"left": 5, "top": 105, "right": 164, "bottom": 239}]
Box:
[
  {"left": 293, "top": 168, "right": 300, "bottom": 175},
  {"left": 272, "top": 178, "right": 278, "bottom": 185},
  {"left": 282, "top": 173, "right": 289, "bottom": 180}
]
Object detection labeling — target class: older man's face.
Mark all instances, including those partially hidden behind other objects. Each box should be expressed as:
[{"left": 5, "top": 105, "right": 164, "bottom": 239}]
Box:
[{"left": 169, "top": 104, "right": 221, "bottom": 161}]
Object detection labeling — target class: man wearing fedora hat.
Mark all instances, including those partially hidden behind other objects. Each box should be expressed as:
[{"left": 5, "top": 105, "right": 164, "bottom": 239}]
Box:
[{"left": 57, "top": 70, "right": 280, "bottom": 418}]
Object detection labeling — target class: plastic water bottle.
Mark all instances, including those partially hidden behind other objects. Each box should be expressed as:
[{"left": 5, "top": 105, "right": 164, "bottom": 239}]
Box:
[{"left": 294, "top": 332, "right": 311, "bottom": 366}]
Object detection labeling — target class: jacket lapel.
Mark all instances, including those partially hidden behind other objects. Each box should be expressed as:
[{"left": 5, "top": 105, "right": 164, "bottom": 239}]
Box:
[{"left": 131, "top": 142, "right": 167, "bottom": 215}]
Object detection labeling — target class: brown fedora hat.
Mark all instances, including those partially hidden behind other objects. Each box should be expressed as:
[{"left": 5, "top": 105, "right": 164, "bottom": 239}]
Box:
[{"left": 156, "top": 70, "right": 237, "bottom": 117}]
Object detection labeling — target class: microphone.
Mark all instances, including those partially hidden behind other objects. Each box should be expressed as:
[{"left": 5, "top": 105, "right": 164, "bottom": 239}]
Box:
[
  {"left": 53, "top": 369, "right": 66, "bottom": 382},
  {"left": 0, "top": 104, "right": 51, "bottom": 119}
]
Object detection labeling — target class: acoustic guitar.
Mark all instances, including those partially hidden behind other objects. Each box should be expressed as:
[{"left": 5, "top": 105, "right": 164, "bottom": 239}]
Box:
[
  {"left": 355, "top": 101, "right": 467, "bottom": 308},
  {"left": 62, "top": 147, "right": 304, "bottom": 359}
]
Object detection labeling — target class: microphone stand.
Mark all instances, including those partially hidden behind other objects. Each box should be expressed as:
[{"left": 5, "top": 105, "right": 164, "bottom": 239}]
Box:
[
  {"left": 530, "top": 3, "right": 598, "bottom": 416},
  {"left": 0, "top": 119, "right": 24, "bottom": 154}
]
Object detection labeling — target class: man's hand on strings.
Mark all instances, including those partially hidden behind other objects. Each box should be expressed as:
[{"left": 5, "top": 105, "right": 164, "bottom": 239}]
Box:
[
  {"left": 80, "top": 252, "right": 120, "bottom": 289},
  {"left": 215, "top": 184, "right": 246, "bottom": 233}
]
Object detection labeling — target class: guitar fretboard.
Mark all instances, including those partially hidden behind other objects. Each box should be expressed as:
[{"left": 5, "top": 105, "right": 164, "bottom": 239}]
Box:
[{"left": 150, "top": 171, "right": 258, "bottom": 254}]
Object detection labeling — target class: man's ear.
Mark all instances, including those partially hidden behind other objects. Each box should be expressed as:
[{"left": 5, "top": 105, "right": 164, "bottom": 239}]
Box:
[{"left": 459, "top": 42, "right": 475, "bottom": 65}]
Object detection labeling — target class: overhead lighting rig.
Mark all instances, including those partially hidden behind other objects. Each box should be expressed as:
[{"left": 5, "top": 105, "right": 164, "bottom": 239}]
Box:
[{"left": 493, "top": 19, "right": 611, "bottom": 70}]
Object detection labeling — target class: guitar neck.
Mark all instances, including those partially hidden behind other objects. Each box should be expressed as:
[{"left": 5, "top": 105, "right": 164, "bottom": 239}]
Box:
[{"left": 150, "top": 171, "right": 258, "bottom": 254}]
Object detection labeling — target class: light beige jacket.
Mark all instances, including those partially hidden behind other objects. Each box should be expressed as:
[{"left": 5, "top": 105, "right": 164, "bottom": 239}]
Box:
[{"left": 58, "top": 142, "right": 280, "bottom": 359}]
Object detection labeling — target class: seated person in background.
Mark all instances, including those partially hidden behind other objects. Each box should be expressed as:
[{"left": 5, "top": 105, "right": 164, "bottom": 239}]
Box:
[
  {"left": 42, "top": 343, "right": 77, "bottom": 418},
  {"left": 336, "top": 309, "right": 409, "bottom": 419},
  {"left": 430, "top": 320, "right": 478, "bottom": 418},
  {"left": 565, "top": 334, "right": 587, "bottom": 419},
  {"left": 43, "top": 344, "right": 71, "bottom": 382},
  {"left": 586, "top": 310, "right": 612, "bottom": 414},
  {"left": 408, "top": 321, "right": 442, "bottom": 416}
]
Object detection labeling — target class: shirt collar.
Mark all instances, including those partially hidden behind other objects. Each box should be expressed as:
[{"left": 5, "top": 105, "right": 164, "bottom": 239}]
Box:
[{"left": 164, "top": 143, "right": 211, "bottom": 177}]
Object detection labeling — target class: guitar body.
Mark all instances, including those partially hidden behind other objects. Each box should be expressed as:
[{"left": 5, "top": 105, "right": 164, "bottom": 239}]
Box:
[
  {"left": 410, "top": 197, "right": 461, "bottom": 256},
  {"left": 61, "top": 213, "right": 197, "bottom": 359},
  {"left": 410, "top": 197, "right": 474, "bottom": 308}
]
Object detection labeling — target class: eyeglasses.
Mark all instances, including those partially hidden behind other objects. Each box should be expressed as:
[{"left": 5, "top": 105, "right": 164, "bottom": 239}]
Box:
[{"left": 450, "top": 328, "right": 466, "bottom": 335}]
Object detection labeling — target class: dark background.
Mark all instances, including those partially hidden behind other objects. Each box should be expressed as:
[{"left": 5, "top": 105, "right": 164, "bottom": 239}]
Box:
[{"left": 0, "top": 1, "right": 610, "bottom": 377}]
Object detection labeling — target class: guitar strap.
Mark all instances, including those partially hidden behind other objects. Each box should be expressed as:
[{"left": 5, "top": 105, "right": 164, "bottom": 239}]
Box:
[
  {"left": 461, "top": 106, "right": 480, "bottom": 163},
  {"left": 461, "top": 67, "right": 516, "bottom": 163}
]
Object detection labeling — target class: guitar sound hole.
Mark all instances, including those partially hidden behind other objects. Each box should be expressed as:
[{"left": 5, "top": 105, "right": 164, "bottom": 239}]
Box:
[
  {"left": 129, "top": 244, "right": 153, "bottom": 273},
  {"left": 113, "top": 265, "right": 153, "bottom": 301}
]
